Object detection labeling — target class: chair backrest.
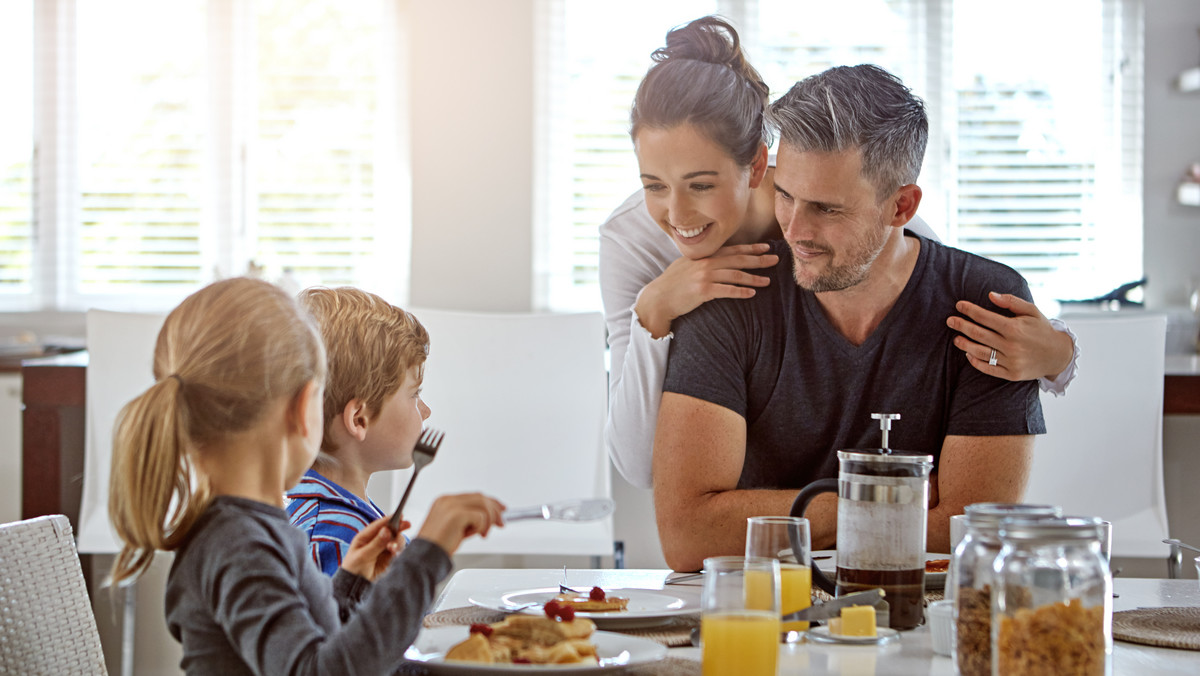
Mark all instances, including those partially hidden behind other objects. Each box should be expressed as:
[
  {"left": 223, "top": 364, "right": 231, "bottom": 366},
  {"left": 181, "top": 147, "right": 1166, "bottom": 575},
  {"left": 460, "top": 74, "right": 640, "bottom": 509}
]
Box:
[
  {"left": 0, "top": 515, "right": 109, "bottom": 675},
  {"left": 373, "top": 308, "right": 611, "bottom": 556},
  {"left": 1024, "top": 313, "right": 1168, "bottom": 558},
  {"left": 78, "top": 310, "right": 166, "bottom": 554}
]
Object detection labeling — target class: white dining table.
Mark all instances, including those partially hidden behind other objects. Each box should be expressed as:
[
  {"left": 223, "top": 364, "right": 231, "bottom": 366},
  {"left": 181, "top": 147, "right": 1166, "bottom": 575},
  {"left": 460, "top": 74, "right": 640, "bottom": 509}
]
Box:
[{"left": 425, "top": 568, "right": 1200, "bottom": 675}]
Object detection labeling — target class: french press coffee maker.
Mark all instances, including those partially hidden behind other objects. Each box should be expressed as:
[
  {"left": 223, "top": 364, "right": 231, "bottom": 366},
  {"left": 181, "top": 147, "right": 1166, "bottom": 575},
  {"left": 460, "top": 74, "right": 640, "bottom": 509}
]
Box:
[{"left": 790, "top": 413, "right": 933, "bottom": 630}]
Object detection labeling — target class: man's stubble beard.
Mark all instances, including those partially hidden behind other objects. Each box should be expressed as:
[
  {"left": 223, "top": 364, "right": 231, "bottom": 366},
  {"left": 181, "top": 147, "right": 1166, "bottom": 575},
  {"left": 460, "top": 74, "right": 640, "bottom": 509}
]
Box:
[{"left": 792, "top": 219, "right": 891, "bottom": 293}]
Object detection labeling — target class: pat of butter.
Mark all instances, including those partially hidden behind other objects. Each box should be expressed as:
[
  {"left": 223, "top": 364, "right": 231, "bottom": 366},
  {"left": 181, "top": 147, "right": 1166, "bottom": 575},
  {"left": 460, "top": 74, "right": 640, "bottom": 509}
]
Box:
[
  {"left": 828, "top": 618, "right": 842, "bottom": 634},
  {"left": 838, "top": 605, "right": 877, "bottom": 637}
]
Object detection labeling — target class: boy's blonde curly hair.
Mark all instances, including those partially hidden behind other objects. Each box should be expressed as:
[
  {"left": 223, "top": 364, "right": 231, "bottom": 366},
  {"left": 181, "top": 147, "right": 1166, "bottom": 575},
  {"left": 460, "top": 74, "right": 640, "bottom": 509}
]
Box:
[{"left": 298, "top": 287, "right": 429, "bottom": 465}]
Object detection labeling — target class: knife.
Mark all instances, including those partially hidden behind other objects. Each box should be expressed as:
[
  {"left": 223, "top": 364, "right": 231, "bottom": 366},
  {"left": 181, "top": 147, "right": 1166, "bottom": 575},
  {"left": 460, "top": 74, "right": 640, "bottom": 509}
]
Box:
[
  {"left": 781, "top": 588, "right": 886, "bottom": 623},
  {"left": 505, "top": 498, "right": 615, "bottom": 522}
]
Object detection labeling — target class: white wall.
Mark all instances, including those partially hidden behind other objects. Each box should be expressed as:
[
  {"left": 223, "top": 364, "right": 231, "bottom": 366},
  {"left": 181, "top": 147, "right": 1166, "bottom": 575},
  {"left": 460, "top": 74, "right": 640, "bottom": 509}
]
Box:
[
  {"left": 1142, "top": 0, "right": 1200, "bottom": 307},
  {"left": 407, "top": 0, "right": 536, "bottom": 312},
  {"left": 1144, "top": 0, "right": 1200, "bottom": 581}
]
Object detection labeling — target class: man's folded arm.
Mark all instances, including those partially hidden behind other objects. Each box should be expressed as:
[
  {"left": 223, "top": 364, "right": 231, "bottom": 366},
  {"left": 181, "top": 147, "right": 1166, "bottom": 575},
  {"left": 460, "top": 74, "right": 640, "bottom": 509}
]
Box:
[
  {"left": 925, "top": 434, "right": 1034, "bottom": 553},
  {"left": 651, "top": 392, "right": 838, "bottom": 572}
]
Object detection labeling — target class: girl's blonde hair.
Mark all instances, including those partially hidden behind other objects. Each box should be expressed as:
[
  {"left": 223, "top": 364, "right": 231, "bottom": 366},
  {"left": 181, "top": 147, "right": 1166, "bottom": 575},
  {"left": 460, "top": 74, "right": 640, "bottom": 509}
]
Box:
[{"left": 108, "top": 277, "right": 326, "bottom": 585}]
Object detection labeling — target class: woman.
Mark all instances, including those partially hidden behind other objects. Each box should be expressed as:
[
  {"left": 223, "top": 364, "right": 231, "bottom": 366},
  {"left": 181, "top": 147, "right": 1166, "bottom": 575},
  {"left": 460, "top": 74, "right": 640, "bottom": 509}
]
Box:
[{"left": 599, "top": 16, "right": 1077, "bottom": 489}]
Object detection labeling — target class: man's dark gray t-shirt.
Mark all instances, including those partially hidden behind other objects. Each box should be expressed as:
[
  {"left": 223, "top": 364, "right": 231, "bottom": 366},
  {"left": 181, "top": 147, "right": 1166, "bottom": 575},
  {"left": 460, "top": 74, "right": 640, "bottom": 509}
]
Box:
[{"left": 663, "top": 233, "right": 1045, "bottom": 489}]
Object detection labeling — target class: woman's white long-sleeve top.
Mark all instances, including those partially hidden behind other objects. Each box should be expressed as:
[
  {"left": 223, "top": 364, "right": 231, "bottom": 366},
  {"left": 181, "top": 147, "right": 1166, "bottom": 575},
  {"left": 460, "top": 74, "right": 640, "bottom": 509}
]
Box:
[{"left": 599, "top": 189, "right": 1077, "bottom": 489}]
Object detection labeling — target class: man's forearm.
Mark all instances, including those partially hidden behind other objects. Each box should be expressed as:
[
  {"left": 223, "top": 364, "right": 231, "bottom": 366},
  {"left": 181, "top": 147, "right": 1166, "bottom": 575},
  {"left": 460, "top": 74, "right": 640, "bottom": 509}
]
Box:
[{"left": 654, "top": 487, "right": 838, "bottom": 572}]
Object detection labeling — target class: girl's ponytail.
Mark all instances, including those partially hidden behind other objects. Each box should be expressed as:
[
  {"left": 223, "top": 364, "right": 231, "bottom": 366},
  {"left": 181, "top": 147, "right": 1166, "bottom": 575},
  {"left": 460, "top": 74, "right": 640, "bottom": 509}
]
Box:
[{"left": 109, "top": 376, "right": 207, "bottom": 585}]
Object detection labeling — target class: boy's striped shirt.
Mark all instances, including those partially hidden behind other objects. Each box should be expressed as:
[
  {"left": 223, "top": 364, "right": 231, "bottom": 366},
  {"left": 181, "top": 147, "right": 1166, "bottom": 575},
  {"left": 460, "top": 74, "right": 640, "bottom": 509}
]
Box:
[{"left": 285, "top": 469, "right": 385, "bottom": 576}]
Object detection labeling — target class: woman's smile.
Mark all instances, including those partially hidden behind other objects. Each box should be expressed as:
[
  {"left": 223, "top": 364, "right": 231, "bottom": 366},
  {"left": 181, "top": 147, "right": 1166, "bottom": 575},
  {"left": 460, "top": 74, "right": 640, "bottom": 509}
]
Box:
[{"left": 672, "top": 222, "right": 712, "bottom": 240}]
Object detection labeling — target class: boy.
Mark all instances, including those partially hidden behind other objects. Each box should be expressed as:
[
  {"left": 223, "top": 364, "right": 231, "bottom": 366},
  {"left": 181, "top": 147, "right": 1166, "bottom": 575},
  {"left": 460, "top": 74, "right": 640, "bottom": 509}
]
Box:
[{"left": 286, "top": 286, "right": 431, "bottom": 575}]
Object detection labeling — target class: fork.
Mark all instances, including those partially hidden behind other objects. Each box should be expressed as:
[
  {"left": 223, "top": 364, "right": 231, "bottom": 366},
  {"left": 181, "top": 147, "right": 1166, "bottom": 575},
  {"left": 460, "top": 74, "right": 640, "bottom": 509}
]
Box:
[{"left": 388, "top": 428, "right": 445, "bottom": 531}]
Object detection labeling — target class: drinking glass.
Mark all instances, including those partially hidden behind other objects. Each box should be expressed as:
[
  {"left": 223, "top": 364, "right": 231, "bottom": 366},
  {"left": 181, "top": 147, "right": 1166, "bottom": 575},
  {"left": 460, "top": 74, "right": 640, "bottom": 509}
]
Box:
[
  {"left": 701, "top": 556, "right": 780, "bottom": 676},
  {"left": 745, "top": 516, "right": 813, "bottom": 634}
]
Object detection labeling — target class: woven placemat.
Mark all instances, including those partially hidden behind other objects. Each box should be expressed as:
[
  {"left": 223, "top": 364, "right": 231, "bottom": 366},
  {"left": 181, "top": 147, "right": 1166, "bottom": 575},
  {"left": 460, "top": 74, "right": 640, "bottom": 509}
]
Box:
[
  {"left": 1113, "top": 606, "right": 1200, "bottom": 651},
  {"left": 423, "top": 606, "right": 699, "bottom": 647}
]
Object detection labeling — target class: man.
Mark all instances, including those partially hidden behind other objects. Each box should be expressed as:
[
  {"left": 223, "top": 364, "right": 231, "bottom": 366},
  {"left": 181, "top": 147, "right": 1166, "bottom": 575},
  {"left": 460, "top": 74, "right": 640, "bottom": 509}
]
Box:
[{"left": 652, "top": 65, "right": 1045, "bottom": 572}]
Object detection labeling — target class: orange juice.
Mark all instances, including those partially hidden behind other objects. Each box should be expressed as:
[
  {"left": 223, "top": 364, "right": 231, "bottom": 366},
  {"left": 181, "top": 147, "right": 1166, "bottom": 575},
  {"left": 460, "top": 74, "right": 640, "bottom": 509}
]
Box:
[
  {"left": 780, "top": 563, "right": 813, "bottom": 632},
  {"left": 743, "top": 568, "right": 777, "bottom": 611},
  {"left": 701, "top": 610, "right": 780, "bottom": 676}
]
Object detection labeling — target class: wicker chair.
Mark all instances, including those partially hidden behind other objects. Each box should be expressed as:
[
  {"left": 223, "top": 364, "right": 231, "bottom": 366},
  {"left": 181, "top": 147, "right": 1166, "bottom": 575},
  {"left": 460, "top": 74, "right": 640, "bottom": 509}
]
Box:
[{"left": 0, "top": 515, "right": 108, "bottom": 675}]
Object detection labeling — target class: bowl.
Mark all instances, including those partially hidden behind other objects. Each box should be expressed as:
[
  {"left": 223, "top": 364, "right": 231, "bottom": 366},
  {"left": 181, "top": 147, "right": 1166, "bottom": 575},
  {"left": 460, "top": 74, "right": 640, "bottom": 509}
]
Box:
[{"left": 927, "top": 599, "right": 954, "bottom": 657}]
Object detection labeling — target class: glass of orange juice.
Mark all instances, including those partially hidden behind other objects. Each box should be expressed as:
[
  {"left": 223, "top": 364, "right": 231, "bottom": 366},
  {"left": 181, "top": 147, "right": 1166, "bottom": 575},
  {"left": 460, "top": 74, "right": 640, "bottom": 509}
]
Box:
[
  {"left": 701, "top": 556, "right": 781, "bottom": 676},
  {"left": 746, "top": 516, "right": 813, "bottom": 638}
]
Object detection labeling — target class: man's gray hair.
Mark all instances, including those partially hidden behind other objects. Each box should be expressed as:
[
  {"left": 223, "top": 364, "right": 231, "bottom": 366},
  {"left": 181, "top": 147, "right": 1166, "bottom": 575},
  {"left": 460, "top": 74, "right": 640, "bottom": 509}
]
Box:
[{"left": 766, "top": 64, "right": 927, "bottom": 200}]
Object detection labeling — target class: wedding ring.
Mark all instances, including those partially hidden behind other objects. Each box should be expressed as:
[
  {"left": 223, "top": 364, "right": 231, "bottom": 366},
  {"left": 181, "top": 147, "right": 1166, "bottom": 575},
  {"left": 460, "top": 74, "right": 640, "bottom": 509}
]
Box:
[{"left": 988, "top": 348, "right": 998, "bottom": 366}]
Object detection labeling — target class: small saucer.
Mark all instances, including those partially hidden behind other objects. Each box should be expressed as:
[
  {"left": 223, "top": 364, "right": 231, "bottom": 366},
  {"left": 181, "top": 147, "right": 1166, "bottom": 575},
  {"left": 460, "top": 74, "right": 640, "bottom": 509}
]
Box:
[{"left": 806, "top": 626, "right": 900, "bottom": 646}]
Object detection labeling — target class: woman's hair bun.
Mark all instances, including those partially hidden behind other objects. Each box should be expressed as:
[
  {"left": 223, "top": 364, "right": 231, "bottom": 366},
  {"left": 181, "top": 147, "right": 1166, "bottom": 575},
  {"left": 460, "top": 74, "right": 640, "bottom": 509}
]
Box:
[
  {"left": 652, "top": 15, "right": 757, "bottom": 87},
  {"left": 632, "top": 14, "right": 772, "bottom": 167}
]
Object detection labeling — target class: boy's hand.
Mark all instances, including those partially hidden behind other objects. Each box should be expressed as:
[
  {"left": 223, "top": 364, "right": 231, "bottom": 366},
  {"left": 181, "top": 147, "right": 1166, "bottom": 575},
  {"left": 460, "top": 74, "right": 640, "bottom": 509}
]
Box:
[
  {"left": 416, "top": 493, "right": 506, "bottom": 556},
  {"left": 342, "top": 516, "right": 410, "bottom": 581}
]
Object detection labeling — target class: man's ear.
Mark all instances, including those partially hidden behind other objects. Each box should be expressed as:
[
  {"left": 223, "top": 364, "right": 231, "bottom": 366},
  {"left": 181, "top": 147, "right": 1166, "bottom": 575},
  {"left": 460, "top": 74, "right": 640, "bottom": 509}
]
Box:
[
  {"left": 747, "top": 142, "right": 770, "bottom": 189},
  {"left": 888, "top": 184, "right": 922, "bottom": 227},
  {"left": 340, "top": 398, "right": 370, "bottom": 442}
]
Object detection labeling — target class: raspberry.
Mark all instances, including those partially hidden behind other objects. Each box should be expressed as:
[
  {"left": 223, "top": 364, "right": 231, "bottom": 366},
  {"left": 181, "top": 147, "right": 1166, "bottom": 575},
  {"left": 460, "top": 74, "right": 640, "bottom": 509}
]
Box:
[
  {"left": 468, "top": 623, "right": 493, "bottom": 637},
  {"left": 543, "top": 599, "right": 562, "bottom": 619},
  {"left": 589, "top": 586, "right": 606, "bottom": 601},
  {"left": 557, "top": 605, "right": 576, "bottom": 621}
]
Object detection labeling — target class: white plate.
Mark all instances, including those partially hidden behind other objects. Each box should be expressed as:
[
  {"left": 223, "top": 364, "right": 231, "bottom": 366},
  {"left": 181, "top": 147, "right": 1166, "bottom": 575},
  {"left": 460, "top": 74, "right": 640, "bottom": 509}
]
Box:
[
  {"left": 813, "top": 551, "right": 950, "bottom": 591},
  {"left": 806, "top": 625, "right": 901, "bottom": 646},
  {"left": 469, "top": 587, "right": 698, "bottom": 629},
  {"left": 403, "top": 626, "right": 669, "bottom": 673}
]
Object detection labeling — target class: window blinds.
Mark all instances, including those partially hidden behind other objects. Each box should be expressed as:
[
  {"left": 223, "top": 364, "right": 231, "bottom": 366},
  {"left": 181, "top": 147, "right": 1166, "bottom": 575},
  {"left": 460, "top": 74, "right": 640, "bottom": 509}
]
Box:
[
  {"left": 0, "top": 1, "right": 34, "bottom": 298},
  {"left": 19, "top": 0, "right": 404, "bottom": 312}
]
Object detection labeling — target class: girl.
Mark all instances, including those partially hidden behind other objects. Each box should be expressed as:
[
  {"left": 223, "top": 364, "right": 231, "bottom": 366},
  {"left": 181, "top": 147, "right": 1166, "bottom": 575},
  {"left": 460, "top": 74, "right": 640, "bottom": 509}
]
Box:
[
  {"left": 108, "top": 277, "right": 505, "bottom": 675},
  {"left": 599, "top": 16, "right": 1078, "bottom": 489}
]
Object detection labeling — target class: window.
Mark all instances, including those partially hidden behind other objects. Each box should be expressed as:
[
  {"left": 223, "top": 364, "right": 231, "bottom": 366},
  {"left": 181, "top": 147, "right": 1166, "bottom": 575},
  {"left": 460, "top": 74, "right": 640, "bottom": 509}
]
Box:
[
  {"left": 544, "top": 0, "right": 1144, "bottom": 311},
  {"left": 0, "top": 1, "right": 34, "bottom": 297},
  {"left": 9, "top": 0, "right": 405, "bottom": 312}
]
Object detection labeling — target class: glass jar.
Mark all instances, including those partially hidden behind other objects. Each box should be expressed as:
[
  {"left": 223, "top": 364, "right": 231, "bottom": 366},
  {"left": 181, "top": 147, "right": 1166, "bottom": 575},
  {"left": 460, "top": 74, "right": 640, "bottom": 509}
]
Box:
[
  {"left": 992, "top": 516, "right": 1112, "bottom": 676},
  {"left": 951, "top": 503, "right": 1060, "bottom": 676}
]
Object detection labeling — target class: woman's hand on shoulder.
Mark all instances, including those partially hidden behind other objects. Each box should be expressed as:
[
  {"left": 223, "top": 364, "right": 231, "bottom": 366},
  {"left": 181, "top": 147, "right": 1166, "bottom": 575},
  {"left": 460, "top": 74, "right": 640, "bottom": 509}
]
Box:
[
  {"left": 946, "top": 291, "right": 1074, "bottom": 382},
  {"left": 342, "top": 515, "right": 409, "bottom": 581},
  {"left": 416, "top": 493, "right": 506, "bottom": 557},
  {"left": 635, "top": 243, "right": 779, "bottom": 338}
]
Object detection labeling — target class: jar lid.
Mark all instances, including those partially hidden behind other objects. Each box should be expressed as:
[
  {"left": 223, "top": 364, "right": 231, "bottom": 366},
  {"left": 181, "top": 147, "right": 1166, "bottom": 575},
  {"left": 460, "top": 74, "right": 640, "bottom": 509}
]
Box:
[
  {"left": 998, "top": 515, "right": 1105, "bottom": 541},
  {"left": 965, "top": 503, "right": 1061, "bottom": 528}
]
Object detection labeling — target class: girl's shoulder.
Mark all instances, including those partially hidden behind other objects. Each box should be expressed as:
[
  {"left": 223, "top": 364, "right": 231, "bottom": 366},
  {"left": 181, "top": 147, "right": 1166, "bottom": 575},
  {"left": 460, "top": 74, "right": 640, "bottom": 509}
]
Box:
[{"left": 179, "top": 496, "right": 301, "bottom": 569}]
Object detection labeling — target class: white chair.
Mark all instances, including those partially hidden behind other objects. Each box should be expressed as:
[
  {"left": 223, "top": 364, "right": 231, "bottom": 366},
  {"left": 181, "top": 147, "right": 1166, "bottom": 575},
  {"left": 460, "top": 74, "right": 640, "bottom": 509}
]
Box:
[
  {"left": 1023, "top": 313, "right": 1169, "bottom": 558},
  {"left": 375, "top": 309, "right": 612, "bottom": 557},
  {"left": 0, "top": 515, "right": 108, "bottom": 675},
  {"left": 78, "top": 310, "right": 167, "bottom": 554},
  {"left": 76, "top": 310, "right": 169, "bottom": 675}
]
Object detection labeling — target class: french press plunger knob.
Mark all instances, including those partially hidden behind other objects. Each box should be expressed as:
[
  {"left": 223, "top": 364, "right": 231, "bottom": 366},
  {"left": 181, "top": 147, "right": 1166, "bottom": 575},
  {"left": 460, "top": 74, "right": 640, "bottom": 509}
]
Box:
[{"left": 871, "top": 412, "right": 901, "bottom": 451}]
